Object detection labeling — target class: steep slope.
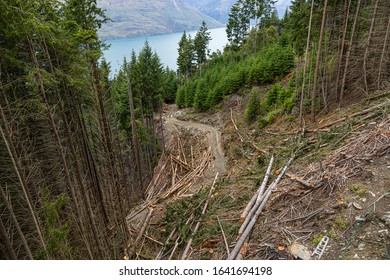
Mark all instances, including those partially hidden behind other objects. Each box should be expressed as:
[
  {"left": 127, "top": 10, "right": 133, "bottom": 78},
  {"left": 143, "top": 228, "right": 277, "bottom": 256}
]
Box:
[
  {"left": 98, "top": 0, "right": 223, "bottom": 39},
  {"left": 182, "top": 0, "right": 236, "bottom": 23}
]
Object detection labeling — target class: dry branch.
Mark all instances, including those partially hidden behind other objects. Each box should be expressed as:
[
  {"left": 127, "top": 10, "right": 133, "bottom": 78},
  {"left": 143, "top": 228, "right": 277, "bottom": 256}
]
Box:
[
  {"left": 286, "top": 173, "right": 314, "bottom": 189},
  {"left": 318, "top": 101, "right": 389, "bottom": 129},
  {"left": 231, "top": 109, "right": 244, "bottom": 142},
  {"left": 181, "top": 173, "right": 219, "bottom": 260},
  {"left": 217, "top": 216, "right": 230, "bottom": 256}
]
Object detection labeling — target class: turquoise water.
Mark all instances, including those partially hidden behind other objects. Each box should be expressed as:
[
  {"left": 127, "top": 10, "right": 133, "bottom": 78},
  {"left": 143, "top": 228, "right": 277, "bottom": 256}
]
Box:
[{"left": 103, "top": 27, "right": 228, "bottom": 76}]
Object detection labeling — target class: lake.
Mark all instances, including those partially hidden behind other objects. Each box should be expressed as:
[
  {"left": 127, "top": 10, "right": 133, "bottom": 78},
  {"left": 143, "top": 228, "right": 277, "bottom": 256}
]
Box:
[{"left": 103, "top": 27, "right": 228, "bottom": 76}]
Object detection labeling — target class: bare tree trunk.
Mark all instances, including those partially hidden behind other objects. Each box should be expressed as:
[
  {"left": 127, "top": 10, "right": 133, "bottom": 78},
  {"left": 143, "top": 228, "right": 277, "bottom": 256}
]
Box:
[
  {"left": 335, "top": 0, "right": 351, "bottom": 102},
  {"left": 0, "top": 104, "right": 46, "bottom": 252},
  {"left": 311, "top": 0, "right": 328, "bottom": 122},
  {"left": 27, "top": 37, "right": 105, "bottom": 258},
  {"left": 126, "top": 70, "right": 144, "bottom": 190},
  {"left": 0, "top": 217, "right": 17, "bottom": 260},
  {"left": 340, "top": 0, "right": 362, "bottom": 104},
  {"left": 363, "top": 0, "right": 379, "bottom": 93},
  {"left": 0, "top": 186, "right": 34, "bottom": 259},
  {"left": 377, "top": 16, "right": 390, "bottom": 89},
  {"left": 299, "top": 0, "right": 315, "bottom": 126}
]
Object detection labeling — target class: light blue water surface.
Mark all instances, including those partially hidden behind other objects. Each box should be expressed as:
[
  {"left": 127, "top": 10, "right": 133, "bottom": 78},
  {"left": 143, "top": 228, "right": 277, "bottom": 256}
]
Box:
[{"left": 102, "top": 27, "right": 228, "bottom": 76}]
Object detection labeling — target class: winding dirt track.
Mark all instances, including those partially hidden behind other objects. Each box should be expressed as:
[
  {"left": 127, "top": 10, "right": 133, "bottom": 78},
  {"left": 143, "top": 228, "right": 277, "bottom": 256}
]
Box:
[{"left": 165, "top": 116, "right": 227, "bottom": 175}]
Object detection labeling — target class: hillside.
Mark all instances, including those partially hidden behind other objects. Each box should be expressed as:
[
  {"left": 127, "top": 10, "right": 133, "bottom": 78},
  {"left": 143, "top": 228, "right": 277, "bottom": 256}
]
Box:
[
  {"left": 98, "top": 0, "right": 223, "bottom": 39},
  {"left": 125, "top": 90, "right": 389, "bottom": 260},
  {"left": 182, "top": 0, "right": 236, "bottom": 23}
]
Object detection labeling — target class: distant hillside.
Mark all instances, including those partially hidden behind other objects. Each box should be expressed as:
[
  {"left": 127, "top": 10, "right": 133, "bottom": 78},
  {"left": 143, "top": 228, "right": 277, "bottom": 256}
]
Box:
[
  {"left": 98, "top": 0, "right": 223, "bottom": 39},
  {"left": 182, "top": 0, "right": 236, "bottom": 23}
]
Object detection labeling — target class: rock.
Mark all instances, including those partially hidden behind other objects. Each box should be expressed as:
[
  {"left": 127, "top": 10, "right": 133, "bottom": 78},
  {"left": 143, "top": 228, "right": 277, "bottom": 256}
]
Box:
[
  {"left": 361, "top": 198, "right": 367, "bottom": 203},
  {"left": 354, "top": 254, "right": 359, "bottom": 259},
  {"left": 353, "top": 202, "right": 363, "bottom": 210},
  {"left": 382, "top": 213, "right": 390, "bottom": 226},
  {"left": 174, "top": 110, "right": 186, "bottom": 119},
  {"left": 289, "top": 243, "right": 311, "bottom": 260},
  {"left": 378, "top": 229, "right": 389, "bottom": 237},
  {"left": 355, "top": 216, "right": 366, "bottom": 222},
  {"left": 358, "top": 243, "right": 365, "bottom": 251}
]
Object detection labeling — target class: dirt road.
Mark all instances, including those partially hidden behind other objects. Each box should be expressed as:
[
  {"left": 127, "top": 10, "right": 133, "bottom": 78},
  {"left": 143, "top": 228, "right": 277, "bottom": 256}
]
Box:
[{"left": 165, "top": 116, "right": 227, "bottom": 175}]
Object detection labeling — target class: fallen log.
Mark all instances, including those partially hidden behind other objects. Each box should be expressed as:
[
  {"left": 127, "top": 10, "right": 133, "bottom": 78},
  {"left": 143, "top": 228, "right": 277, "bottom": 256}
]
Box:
[
  {"left": 228, "top": 156, "right": 294, "bottom": 260},
  {"left": 126, "top": 207, "right": 154, "bottom": 259},
  {"left": 240, "top": 155, "right": 274, "bottom": 222}
]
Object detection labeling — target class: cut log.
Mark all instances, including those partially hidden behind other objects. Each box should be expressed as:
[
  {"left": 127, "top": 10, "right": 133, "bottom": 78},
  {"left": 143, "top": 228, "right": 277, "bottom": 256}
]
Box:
[
  {"left": 240, "top": 155, "right": 274, "bottom": 222},
  {"left": 228, "top": 156, "right": 294, "bottom": 260}
]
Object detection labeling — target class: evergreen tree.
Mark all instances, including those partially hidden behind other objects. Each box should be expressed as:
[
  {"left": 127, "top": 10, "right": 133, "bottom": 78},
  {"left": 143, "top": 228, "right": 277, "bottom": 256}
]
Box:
[
  {"left": 177, "top": 32, "right": 195, "bottom": 79},
  {"left": 194, "top": 21, "right": 211, "bottom": 75}
]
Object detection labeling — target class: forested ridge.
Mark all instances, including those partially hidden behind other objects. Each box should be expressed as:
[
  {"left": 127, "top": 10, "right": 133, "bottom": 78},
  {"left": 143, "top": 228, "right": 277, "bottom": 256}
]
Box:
[
  {"left": 175, "top": 0, "right": 389, "bottom": 125},
  {"left": 1, "top": 0, "right": 389, "bottom": 260}
]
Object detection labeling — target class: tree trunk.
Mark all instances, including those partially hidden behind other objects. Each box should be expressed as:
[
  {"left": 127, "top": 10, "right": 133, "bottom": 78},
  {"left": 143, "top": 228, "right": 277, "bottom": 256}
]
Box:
[
  {"left": 340, "top": 0, "right": 362, "bottom": 105},
  {"left": 0, "top": 217, "right": 17, "bottom": 260},
  {"left": 335, "top": 0, "right": 351, "bottom": 102},
  {"left": 311, "top": 0, "right": 328, "bottom": 122},
  {"left": 299, "top": 0, "right": 314, "bottom": 126},
  {"left": 0, "top": 103, "right": 46, "bottom": 252},
  {"left": 377, "top": 15, "right": 390, "bottom": 89},
  {"left": 27, "top": 37, "right": 105, "bottom": 258},
  {"left": 0, "top": 186, "right": 34, "bottom": 259},
  {"left": 126, "top": 70, "right": 144, "bottom": 190},
  {"left": 363, "top": 0, "right": 379, "bottom": 93}
]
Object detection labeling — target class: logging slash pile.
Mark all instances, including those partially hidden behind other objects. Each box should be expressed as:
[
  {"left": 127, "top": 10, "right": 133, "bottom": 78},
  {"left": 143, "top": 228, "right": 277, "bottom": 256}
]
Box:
[{"left": 124, "top": 129, "right": 213, "bottom": 259}]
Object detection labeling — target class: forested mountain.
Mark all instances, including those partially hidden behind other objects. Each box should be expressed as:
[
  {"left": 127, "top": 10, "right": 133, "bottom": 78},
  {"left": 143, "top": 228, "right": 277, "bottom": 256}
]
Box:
[
  {"left": 182, "top": 0, "right": 237, "bottom": 23},
  {"left": 98, "top": 0, "right": 223, "bottom": 39}
]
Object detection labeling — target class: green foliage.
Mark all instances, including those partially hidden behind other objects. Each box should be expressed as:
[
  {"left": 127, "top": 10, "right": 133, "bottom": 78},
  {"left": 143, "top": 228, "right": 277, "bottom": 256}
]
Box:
[
  {"left": 194, "top": 21, "right": 211, "bottom": 67},
  {"left": 334, "top": 216, "right": 349, "bottom": 231},
  {"left": 312, "top": 233, "right": 324, "bottom": 246},
  {"left": 245, "top": 89, "right": 261, "bottom": 122},
  {"left": 348, "top": 184, "right": 368, "bottom": 198},
  {"left": 176, "top": 85, "right": 186, "bottom": 108},
  {"left": 177, "top": 32, "right": 195, "bottom": 78},
  {"left": 40, "top": 190, "right": 71, "bottom": 259},
  {"left": 163, "top": 68, "right": 180, "bottom": 103},
  {"left": 176, "top": 43, "right": 294, "bottom": 111}
]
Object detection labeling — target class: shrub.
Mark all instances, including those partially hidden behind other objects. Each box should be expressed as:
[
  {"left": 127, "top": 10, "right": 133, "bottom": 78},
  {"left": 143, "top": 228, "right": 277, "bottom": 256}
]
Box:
[{"left": 245, "top": 90, "right": 261, "bottom": 122}]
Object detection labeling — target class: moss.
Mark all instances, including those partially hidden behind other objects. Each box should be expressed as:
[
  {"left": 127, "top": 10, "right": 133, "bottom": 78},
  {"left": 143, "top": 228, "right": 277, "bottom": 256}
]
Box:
[
  {"left": 334, "top": 216, "right": 349, "bottom": 231},
  {"left": 348, "top": 184, "right": 368, "bottom": 198},
  {"left": 312, "top": 233, "right": 324, "bottom": 246}
]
